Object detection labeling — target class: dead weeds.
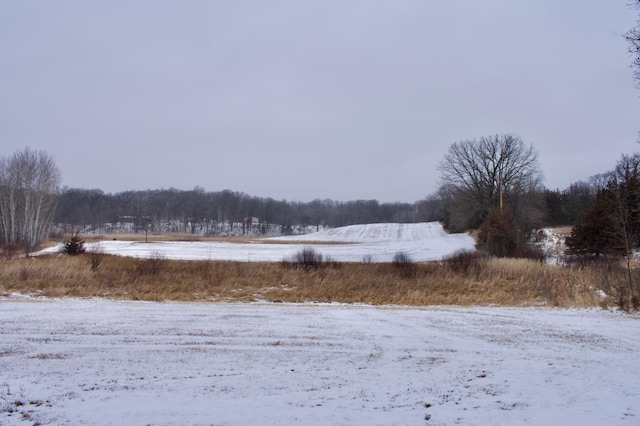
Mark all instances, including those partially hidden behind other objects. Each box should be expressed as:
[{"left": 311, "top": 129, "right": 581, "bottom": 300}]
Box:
[{"left": 0, "top": 253, "right": 608, "bottom": 307}]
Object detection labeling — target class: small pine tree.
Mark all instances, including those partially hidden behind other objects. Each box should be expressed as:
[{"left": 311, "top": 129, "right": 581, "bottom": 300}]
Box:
[{"left": 63, "top": 232, "right": 85, "bottom": 256}]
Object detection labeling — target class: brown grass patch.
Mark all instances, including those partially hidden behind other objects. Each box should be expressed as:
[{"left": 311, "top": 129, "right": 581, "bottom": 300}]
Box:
[{"left": 0, "top": 253, "right": 610, "bottom": 308}]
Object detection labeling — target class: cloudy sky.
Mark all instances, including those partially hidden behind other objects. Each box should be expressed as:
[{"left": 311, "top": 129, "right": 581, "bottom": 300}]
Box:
[{"left": 1, "top": 1, "right": 639, "bottom": 202}]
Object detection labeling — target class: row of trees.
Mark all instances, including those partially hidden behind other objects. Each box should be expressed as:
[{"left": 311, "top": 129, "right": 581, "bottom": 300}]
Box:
[
  {"left": 54, "top": 188, "right": 422, "bottom": 236},
  {"left": 0, "top": 148, "right": 61, "bottom": 252},
  {"left": 54, "top": 176, "right": 597, "bottom": 239}
]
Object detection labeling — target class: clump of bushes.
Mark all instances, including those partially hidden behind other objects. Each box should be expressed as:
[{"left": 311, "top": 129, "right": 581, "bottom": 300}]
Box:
[{"left": 281, "top": 247, "right": 340, "bottom": 271}]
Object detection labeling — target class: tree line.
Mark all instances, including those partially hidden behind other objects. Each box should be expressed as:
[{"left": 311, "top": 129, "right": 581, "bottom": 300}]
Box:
[{"left": 54, "top": 188, "right": 421, "bottom": 236}]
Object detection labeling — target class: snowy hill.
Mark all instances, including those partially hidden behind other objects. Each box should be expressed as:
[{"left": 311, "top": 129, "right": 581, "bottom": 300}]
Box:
[{"left": 78, "top": 222, "right": 475, "bottom": 262}]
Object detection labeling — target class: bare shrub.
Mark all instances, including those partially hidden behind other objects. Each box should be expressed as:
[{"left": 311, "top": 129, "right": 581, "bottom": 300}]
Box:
[
  {"left": 148, "top": 252, "right": 165, "bottom": 275},
  {"left": 89, "top": 248, "right": 104, "bottom": 272},
  {"left": 593, "top": 259, "right": 638, "bottom": 311},
  {"left": 563, "top": 254, "right": 639, "bottom": 310},
  {"left": 443, "top": 250, "right": 487, "bottom": 274},
  {"left": 282, "top": 247, "right": 324, "bottom": 271},
  {"left": 392, "top": 251, "right": 417, "bottom": 278},
  {"left": 135, "top": 252, "right": 165, "bottom": 276},
  {"left": 323, "top": 255, "right": 341, "bottom": 270}
]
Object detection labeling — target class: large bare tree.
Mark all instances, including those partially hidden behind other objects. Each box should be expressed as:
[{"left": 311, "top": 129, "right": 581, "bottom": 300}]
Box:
[
  {"left": 438, "top": 134, "right": 543, "bottom": 232},
  {"left": 0, "top": 148, "right": 61, "bottom": 252}
]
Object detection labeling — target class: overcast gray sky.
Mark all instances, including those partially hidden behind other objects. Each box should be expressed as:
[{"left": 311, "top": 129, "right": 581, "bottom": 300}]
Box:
[{"left": 1, "top": 1, "right": 639, "bottom": 202}]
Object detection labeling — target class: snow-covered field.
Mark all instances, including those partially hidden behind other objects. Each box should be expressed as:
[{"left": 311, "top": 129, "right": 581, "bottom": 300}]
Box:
[
  {"left": 44, "top": 222, "right": 476, "bottom": 262},
  {"left": 1, "top": 298, "right": 638, "bottom": 425}
]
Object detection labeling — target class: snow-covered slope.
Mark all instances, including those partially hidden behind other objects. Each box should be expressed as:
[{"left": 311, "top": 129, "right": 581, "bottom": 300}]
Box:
[
  {"left": 70, "top": 222, "right": 475, "bottom": 262},
  {"left": 273, "top": 222, "right": 452, "bottom": 243}
]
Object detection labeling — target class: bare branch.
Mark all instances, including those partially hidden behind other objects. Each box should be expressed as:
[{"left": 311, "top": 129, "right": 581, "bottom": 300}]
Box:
[{"left": 625, "top": 0, "right": 640, "bottom": 87}]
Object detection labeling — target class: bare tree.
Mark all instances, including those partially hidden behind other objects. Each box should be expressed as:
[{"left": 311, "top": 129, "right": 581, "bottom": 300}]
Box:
[
  {"left": 0, "top": 148, "right": 61, "bottom": 252},
  {"left": 438, "top": 134, "right": 543, "bottom": 231},
  {"left": 626, "top": 0, "right": 640, "bottom": 87}
]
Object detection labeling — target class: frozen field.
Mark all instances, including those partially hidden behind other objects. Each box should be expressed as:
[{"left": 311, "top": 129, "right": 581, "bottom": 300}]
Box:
[
  {"left": 48, "top": 222, "right": 476, "bottom": 262},
  {"left": 1, "top": 297, "right": 639, "bottom": 425}
]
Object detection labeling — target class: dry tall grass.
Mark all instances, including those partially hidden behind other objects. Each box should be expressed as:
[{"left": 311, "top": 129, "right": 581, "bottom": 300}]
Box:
[{"left": 0, "top": 252, "right": 610, "bottom": 308}]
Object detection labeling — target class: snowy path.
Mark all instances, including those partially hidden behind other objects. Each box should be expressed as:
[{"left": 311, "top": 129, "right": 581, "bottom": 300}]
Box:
[
  {"left": 55, "top": 222, "right": 476, "bottom": 262},
  {"left": 1, "top": 298, "right": 638, "bottom": 425}
]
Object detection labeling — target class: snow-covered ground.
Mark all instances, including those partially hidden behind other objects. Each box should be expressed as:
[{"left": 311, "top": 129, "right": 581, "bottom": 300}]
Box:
[
  {"left": 1, "top": 298, "right": 638, "bottom": 425},
  {"left": 43, "top": 222, "right": 476, "bottom": 262}
]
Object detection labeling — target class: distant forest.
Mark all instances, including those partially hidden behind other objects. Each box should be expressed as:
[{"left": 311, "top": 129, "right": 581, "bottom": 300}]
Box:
[
  {"left": 54, "top": 188, "right": 420, "bottom": 236},
  {"left": 54, "top": 183, "right": 594, "bottom": 236}
]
